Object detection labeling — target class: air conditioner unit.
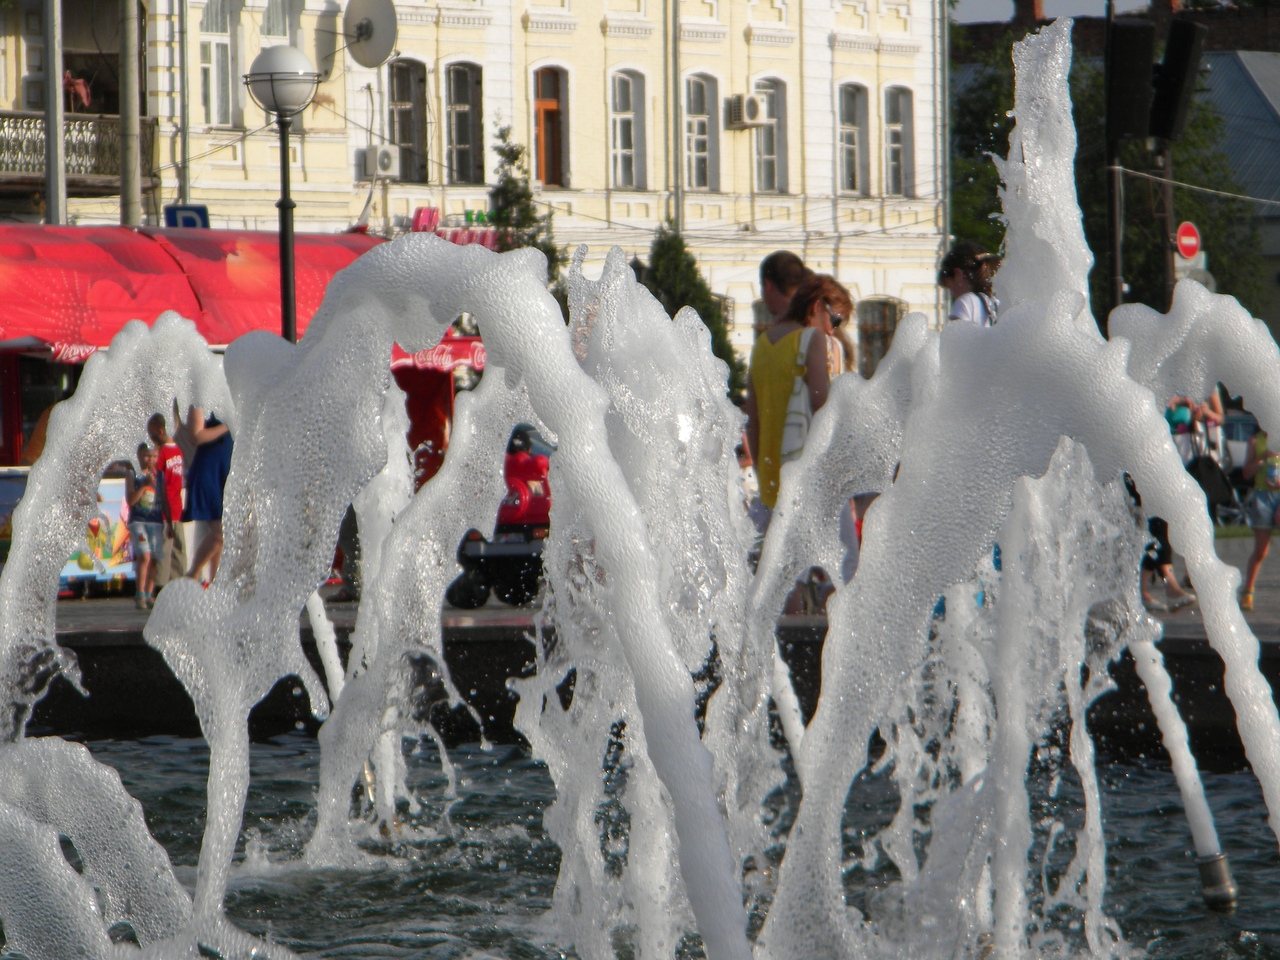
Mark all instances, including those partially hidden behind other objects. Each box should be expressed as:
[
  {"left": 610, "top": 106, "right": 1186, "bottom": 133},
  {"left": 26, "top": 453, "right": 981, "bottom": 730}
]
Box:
[
  {"left": 365, "top": 144, "right": 400, "bottom": 179},
  {"left": 727, "top": 93, "right": 769, "bottom": 129}
]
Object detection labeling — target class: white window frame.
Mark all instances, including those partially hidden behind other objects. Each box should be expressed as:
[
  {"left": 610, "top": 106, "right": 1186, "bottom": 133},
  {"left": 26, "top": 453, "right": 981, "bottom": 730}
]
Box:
[
  {"left": 610, "top": 70, "right": 646, "bottom": 190},
  {"left": 611, "top": 73, "right": 635, "bottom": 188},
  {"left": 685, "top": 73, "right": 720, "bottom": 192},
  {"left": 838, "top": 83, "right": 869, "bottom": 195},
  {"left": 884, "top": 86, "right": 915, "bottom": 198},
  {"left": 753, "top": 77, "right": 787, "bottom": 194},
  {"left": 199, "top": 0, "right": 233, "bottom": 126},
  {"left": 261, "top": 0, "right": 288, "bottom": 37}
]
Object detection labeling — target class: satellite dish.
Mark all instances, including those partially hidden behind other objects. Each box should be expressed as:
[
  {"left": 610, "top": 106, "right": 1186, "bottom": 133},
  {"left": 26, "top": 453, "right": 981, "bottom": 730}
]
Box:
[{"left": 344, "top": 0, "right": 398, "bottom": 68}]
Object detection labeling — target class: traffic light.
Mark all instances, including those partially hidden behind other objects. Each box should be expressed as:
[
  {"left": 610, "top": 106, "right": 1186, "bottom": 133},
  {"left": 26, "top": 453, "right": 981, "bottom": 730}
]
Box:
[
  {"left": 1105, "top": 19, "right": 1155, "bottom": 144},
  {"left": 1150, "top": 20, "right": 1208, "bottom": 141}
]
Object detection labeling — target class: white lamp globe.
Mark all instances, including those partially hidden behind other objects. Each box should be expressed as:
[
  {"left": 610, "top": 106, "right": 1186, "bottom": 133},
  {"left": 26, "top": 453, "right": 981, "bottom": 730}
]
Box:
[{"left": 245, "top": 45, "right": 320, "bottom": 117}]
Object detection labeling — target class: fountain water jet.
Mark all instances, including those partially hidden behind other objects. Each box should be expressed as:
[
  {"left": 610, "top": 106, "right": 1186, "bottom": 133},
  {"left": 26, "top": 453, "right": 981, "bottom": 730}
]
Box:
[{"left": 0, "top": 17, "right": 1278, "bottom": 960}]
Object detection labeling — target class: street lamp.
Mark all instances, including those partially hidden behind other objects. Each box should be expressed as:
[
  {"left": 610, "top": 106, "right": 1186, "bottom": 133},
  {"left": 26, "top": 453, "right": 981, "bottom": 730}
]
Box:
[{"left": 244, "top": 45, "right": 320, "bottom": 343}]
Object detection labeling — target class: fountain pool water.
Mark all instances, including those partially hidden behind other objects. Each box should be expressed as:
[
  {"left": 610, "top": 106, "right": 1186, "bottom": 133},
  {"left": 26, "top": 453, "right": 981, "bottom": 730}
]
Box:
[
  {"left": 80, "top": 735, "right": 1280, "bottom": 958},
  {"left": 3, "top": 18, "right": 1280, "bottom": 960}
]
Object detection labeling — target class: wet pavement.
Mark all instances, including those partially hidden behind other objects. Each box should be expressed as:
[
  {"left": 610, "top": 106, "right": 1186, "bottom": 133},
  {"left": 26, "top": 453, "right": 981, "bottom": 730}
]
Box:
[{"left": 51, "top": 534, "right": 1280, "bottom": 645}]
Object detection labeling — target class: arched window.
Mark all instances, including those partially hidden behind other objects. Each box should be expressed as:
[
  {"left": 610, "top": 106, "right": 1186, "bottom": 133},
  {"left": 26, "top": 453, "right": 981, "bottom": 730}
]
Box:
[
  {"left": 389, "top": 59, "right": 428, "bottom": 183},
  {"left": 611, "top": 71, "right": 646, "bottom": 189},
  {"left": 685, "top": 73, "right": 719, "bottom": 192},
  {"left": 534, "top": 67, "right": 568, "bottom": 187},
  {"left": 838, "top": 83, "right": 869, "bottom": 195},
  {"left": 857, "top": 297, "right": 906, "bottom": 378},
  {"left": 447, "top": 62, "right": 484, "bottom": 184},
  {"left": 199, "top": 0, "right": 234, "bottom": 125},
  {"left": 884, "top": 86, "right": 915, "bottom": 197},
  {"left": 754, "top": 77, "right": 787, "bottom": 193}
]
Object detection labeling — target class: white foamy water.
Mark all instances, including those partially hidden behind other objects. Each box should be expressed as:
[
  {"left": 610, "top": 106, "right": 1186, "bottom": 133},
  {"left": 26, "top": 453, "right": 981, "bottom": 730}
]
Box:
[{"left": 0, "top": 17, "right": 1278, "bottom": 960}]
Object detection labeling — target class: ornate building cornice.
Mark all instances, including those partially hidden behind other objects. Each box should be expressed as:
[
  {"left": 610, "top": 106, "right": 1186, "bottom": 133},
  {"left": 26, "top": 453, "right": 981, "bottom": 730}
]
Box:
[
  {"left": 744, "top": 23, "right": 796, "bottom": 46},
  {"left": 523, "top": 9, "right": 579, "bottom": 32},
  {"left": 680, "top": 20, "right": 728, "bottom": 43},
  {"left": 829, "top": 31, "right": 876, "bottom": 51},
  {"left": 601, "top": 15, "right": 654, "bottom": 37},
  {"left": 879, "top": 38, "right": 920, "bottom": 54}
]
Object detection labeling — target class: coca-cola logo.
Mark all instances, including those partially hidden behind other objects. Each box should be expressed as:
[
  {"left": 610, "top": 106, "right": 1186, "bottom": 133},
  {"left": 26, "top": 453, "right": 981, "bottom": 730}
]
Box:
[
  {"left": 51, "top": 342, "right": 99, "bottom": 364},
  {"left": 408, "top": 339, "right": 486, "bottom": 372}
]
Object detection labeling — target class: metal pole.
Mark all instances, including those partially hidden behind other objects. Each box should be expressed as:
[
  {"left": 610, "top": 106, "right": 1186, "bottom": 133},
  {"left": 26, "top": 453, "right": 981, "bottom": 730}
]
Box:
[
  {"left": 121, "top": 0, "right": 142, "bottom": 224},
  {"left": 671, "top": 0, "right": 682, "bottom": 233},
  {"left": 1104, "top": 0, "right": 1121, "bottom": 330},
  {"left": 42, "top": 0, "right": 66, "bottom": 224},
  {"left": 1108, "top": 140, "right": 1123, "bottom": 322},
  {"left": 277, "top": 115, "right": 297, "bottom": 343},
  {"left": 940, "top": 0, "right": 951, "bottom": 320},
  {"left": 1161, "top": 143, "right": 1176, "bottom": 311},
  {"left": 178, "top": 0, "right": 190, "bottom": 203}
]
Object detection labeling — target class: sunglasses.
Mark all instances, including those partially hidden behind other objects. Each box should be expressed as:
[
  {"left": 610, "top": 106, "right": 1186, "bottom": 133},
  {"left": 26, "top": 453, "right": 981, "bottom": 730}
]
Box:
[{"left": 825, "top": 301, "right": 846, "bottom": 328}]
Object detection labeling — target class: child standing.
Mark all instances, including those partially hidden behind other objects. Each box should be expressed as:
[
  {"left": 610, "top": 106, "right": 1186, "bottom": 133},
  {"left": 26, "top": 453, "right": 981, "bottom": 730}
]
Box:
[{"left": 126, "top": 443, "right": 165, "bottom": 609}]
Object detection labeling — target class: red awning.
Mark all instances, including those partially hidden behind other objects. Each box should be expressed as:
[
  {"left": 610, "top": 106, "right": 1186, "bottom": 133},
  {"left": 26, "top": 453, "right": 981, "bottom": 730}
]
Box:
[
  {"left": 0, "top": 224, "right": 382, "bottom": 353},
  {"left": 141, "top": 228, "right": 382, "bottom": 346},
  {"left": 0, "top": 225, "right": 203, "bottom": 350}
]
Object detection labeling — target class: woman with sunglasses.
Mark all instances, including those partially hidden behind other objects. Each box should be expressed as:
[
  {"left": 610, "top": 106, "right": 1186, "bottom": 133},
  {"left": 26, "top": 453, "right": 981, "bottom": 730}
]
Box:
[{"left": 938, "top": 240, "right": 1000, "bottom": 327}]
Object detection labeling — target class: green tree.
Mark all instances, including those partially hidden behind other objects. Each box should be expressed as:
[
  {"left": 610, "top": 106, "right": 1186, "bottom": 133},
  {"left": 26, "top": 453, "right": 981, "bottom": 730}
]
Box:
[
  {"left": 488, "top": 125, "right": 566, "bottom": 292},
  {"left": 641, "top": 223, "right": 748, "bottom": 403},
  {"left": 951, "top": 30, "right": 1264, "bottom": 323}
]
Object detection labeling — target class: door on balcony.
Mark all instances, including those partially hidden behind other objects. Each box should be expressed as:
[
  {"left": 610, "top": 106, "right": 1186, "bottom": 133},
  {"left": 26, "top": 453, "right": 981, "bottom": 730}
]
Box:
[{"left": 61, "top": 0, "right": 147, "bottom": 116}]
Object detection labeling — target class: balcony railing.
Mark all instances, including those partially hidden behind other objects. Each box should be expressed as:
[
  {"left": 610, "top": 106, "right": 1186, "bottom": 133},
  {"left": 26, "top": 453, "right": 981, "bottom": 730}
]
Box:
[{"left": 0, "top": 112, "right": 158, "bottom": 195}]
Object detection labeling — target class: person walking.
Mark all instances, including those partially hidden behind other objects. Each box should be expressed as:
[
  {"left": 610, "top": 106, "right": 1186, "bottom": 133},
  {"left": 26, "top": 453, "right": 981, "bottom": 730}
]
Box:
[
  {"left": 147, "top": 413, "right": 187, "bottom": 589},
  {"left": 125, "top": 443, "right": 165, "bottom": 609},
  {"left": 182, "top": 406, "right": 233, "bottom": 584},
  {"left": 939, "top": 241, "right": 1000, "bottom": 327},
  {"left": 759, "top": 251, "right": 812, "bottom": 326},
  {"left": 1240, "top": 430, "right": 1280, "bottom": 612}
]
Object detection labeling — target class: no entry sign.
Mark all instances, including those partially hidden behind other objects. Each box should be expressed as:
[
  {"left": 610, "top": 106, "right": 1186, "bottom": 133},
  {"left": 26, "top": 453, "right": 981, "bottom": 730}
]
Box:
[{"left": 1176, "top": 221, "right": 1201, "bottom": 260}]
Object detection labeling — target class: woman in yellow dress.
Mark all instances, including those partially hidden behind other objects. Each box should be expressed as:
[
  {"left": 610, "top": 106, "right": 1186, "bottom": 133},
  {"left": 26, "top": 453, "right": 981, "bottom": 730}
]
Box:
[{"left": 745, "top": 274, "right": 851, "bottom": 524}]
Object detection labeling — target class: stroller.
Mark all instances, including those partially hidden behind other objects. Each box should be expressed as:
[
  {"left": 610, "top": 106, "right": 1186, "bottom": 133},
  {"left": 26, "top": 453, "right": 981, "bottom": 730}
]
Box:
[{"left": 1185, "top": 431, "right": 1247, "bottom": 526}]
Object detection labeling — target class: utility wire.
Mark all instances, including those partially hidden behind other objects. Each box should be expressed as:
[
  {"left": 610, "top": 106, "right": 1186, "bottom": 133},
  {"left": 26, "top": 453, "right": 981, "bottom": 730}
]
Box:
[{"left": 1111, "top": 165, "right": 1280, "bottom": 208}]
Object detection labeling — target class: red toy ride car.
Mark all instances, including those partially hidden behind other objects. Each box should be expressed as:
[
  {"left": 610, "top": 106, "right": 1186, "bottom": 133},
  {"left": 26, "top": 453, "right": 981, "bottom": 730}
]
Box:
[{"left": 446, "top": 425, "right": 552, "bottom": 607}]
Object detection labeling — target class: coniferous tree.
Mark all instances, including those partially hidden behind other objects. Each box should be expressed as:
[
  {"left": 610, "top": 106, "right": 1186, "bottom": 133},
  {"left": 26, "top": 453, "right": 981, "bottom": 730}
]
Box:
[
  {"left": 641, "top": 223, "right": 747, "bottom": 403},
  {"left": 488, "top": 125, "right": 566, "bottom": 291}
]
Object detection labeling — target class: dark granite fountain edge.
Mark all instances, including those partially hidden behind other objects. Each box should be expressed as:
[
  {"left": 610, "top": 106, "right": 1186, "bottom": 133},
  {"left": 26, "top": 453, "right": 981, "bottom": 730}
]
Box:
[{"left": 29, "top": 616, "right": 1280, "bottom": 772}]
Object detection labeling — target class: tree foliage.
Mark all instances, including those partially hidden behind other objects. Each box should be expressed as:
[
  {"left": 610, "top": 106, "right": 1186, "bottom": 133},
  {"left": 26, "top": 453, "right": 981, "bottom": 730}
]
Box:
[
  {"left": 951, "top": 29, "right": 1264, "bottom": 324},
  {"left": 641, "top": 224, "right": 748, "bottom": 403},
  {"left": 488, "top": 125, "right": 566, "bottom": 290}
]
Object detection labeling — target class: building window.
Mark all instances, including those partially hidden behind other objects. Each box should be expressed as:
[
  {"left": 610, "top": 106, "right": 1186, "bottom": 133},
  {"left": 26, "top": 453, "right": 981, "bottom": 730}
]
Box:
[
  {"left": 610, "top": 71, "right": 646, "bottom": 190},
  {"left": 857, "top": 298, "right": 906, "bottom": 378},
  {"left": 389, "top": 59, "right": 428, "bottom": 183},
  {"left": 685, "top": 74, "right": 719, "bottom": 192},
  {"left": 262, "top": 0, "right": 288, "bottom": 37},
  {"left": 754, "top": 78, "right": 786, "bottom": 193},
  {"left": 446, "top": 63, "right": 483, "bottom": 184},
  {"left": 884, "top": 86, "right": 915, "bottom": 197},
  {"left": 838, "top": 83, "right": 868, "bottom": 195},
  {"left": 199, "top": 0, "right": 232, "bottom": 125},
  {"left": 534, "top": 67, "right": 566, "bottom": 186}
]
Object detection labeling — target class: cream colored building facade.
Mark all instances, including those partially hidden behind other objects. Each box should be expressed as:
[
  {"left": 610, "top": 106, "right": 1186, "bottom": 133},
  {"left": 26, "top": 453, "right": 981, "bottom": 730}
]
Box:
[{"left": 8, "top": 0, "right": 949, "bottom": 363}]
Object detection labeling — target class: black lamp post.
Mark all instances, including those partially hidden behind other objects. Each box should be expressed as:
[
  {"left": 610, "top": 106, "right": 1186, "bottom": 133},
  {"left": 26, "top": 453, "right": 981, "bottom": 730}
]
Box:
[{"left": 244, "top": 46, "right": 320, "bottom": 343}]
